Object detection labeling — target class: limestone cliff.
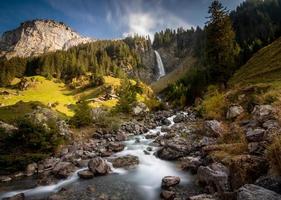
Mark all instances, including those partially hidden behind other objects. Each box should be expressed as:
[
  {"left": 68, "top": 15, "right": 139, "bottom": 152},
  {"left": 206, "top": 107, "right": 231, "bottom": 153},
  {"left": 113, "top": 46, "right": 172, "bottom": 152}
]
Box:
[{"left": 0, "top": 19, "right": 94, "bottom": 59}]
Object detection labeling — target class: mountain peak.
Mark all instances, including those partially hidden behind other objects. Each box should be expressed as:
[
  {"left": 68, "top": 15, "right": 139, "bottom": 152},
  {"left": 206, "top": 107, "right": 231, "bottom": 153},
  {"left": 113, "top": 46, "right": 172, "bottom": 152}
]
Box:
[{"left": 0, "top": 19, "right": 94, "bottom": 59}]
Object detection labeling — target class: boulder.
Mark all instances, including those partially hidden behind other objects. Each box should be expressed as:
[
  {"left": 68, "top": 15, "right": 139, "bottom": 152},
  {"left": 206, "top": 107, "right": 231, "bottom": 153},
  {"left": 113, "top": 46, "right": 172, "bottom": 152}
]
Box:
[
  {"left": 179, "top": 156, "right": 202, "bottom": 174},
  {"left": 229, "top": 155, "right": 269, "bottom": 190},
  {"left": 226, "top": 105, "right": 244, "bottom": 119},
  {"left": 26, "top": 163, "right": 37, "bottom": 176},
  {"left": 237, "top": 184, "right": 281, "bottom": 200},
  {"left": 161, "top": 176, "right": 180, "bottom": 189},
  {"left": 204, "top": 120, "right": 225, "bottom": 137},
  {"left": 188, "top": 194, "right": 217, "bottom": 200},
  {"left": 3, "top": 193, "right": 25, "bottom": 200},
  {"left": 78, "top": 169, "right": 94, "bottom": 179},
  {"left": 160, "top": 190, "right": 176, "bottom": 200},
  {"left": 198, "top": 137, "right": 217, "bottom": 147},
  {"left": 145, "top": 132, "right": 160, "bottom": 139},
  {"left": 112, "top": 155, "right": 139, "bottom": 168},
  {"left": 255, "top": 176, "right": 281, "bottom": 194},
  {"left": 132, "top": 102, "right": 149, "bottom": 116},
  {"left": 197, "top": 162, "right": 230, "bottom": 193},
  {"left": 115, "top": 132, "right": 127, "bottom": 141},
  {"left": 246, "top": 128, "right": 266, "bottom": 142},
  {"left": 248, "top": 142, "right": 266, "bottom": 155},
  {"left": 252, "top": 105, "right": 275, "bottom": 122},
  {"left": 52, "top": 162, "right": 77, "bottom": 179},
  {"left": 173, "top": 113, "right": 185, "bottom": 123},
  {"left": 162, "top": 118, "right": 172, "bottom": 126},
  {"left": 0, "top": 176, "right": 12, "bottom": 182},
  {"left": 0, "top": 121, "right": 18, "bottom": 133},
  {"left": 263, "top": 120, "right": 279, "bottom": 130},
  {"left": 107, "top": 142, "right": 125, "bottom": 152},
  {"left": 88, "top": 157, "right": 111, "bottom": 175}
]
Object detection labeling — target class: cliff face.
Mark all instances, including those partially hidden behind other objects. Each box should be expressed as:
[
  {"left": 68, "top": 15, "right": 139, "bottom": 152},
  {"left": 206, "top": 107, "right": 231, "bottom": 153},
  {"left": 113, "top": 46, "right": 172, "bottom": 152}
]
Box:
[{"left": 0, "top": 20, "right": 94, "bottom": 59}]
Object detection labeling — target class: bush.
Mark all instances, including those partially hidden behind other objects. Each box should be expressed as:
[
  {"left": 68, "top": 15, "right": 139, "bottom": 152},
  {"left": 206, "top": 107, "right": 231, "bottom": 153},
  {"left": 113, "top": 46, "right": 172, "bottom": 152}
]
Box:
[
  {"left": 70, "top": 102, "right": 93, "bottom": 127},
  {"left": 267, "top": 134, "right": 281, "bottom": 175},
  {"left": 93, "top": 111, "right": 121, "bottom": 131}
]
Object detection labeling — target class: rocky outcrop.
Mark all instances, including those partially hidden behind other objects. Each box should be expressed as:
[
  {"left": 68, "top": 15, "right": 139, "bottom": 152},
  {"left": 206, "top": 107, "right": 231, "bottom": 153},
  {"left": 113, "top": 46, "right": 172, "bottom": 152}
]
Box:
[
  {"left": 237, "top": 184, "right": 281, "bottom": 200},
  {"left": 0, "top": 19, "right": 93, "bottom": 59}
]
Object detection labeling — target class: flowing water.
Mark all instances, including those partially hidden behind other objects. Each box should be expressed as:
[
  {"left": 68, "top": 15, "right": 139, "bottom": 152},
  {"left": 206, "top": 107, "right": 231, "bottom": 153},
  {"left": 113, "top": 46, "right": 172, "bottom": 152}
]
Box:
[
  {"left": 154, "top": 50, "right": 166, "bottom": 80},
  {"left": 0, "top": 114, "right": 198, "bottom": 200}
]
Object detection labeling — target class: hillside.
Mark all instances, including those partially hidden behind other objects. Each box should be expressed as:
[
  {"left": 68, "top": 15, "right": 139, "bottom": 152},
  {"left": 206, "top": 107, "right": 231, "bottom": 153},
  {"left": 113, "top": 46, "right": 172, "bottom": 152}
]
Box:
[{"left": 230, "top": 37, "right": 281, "bottom": 86}]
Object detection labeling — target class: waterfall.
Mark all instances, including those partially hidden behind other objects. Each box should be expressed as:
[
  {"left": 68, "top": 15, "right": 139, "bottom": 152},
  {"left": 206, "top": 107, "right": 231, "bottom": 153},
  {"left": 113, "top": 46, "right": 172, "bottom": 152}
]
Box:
[{"left": 154, "top": 50, "right": 166, "bottom": 79}]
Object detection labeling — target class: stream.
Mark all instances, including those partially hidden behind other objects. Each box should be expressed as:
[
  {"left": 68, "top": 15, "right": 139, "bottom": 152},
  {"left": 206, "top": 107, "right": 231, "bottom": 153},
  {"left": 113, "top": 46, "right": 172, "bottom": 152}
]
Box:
[{"left": 0, "top": 114, "right": 199, "bottom": 200}]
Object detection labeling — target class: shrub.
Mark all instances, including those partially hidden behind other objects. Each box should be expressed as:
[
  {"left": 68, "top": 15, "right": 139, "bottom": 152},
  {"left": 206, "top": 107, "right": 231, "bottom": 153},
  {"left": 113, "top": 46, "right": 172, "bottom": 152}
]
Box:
[
  {"left": 70, "top": 102, "right": 93, "bottom": 127},
  {"left": 144, "top": 98, "right": 165, "bottom": 111},
  {"left": 267, "top": 134, "right": 281, "bottom": 175}
]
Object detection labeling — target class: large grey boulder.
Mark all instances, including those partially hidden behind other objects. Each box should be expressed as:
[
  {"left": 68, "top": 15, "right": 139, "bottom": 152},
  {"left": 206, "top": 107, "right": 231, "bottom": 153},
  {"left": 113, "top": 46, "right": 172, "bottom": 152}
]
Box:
[
  {"left": 226, "top": 105, "right": 244, "bottom": 119},
  {"left": 52, "top": 161, "right": 77, "bottom": 178},
  {"left": 197, "top": 162, "right": 230, "bottom": 193},
  {"left": 161, "top": 176, "right": 181, "bottom": 189},
  {"left": 237, "top": 184, "right": 281, "bottom": 200},
  {"left": 112, "top": 155, "right": 139, "bottom": 168},
  {"left": 204, "top": 120, "right": 225, "bottom": 137},
  {"left": 88, "top": 157, "right": 111, "bottom": 175}
]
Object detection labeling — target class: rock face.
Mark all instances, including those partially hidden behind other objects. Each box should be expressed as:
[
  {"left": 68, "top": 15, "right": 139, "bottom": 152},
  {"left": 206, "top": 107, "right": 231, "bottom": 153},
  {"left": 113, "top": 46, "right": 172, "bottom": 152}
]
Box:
[
  {"left": 237, "top": 184, "right": 281, "bottom": 200},
  {"left": 0, "top": 19, "right": 93, "bottom": 59}
]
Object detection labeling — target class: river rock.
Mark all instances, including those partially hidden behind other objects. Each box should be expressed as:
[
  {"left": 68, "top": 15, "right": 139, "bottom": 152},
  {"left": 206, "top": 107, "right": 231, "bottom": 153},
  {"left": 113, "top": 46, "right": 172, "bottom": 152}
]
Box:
[
  {"left": 237, "top": 184, "right": 281, "bottom": 200},
  {"left": 188, "top": 194, "right": 217, "bottom": 200},
  {"left": 161, "top": 176, "right": 180, "bottom": 189},
  {"left": 246, "top": 128, "right": 266, "bottom": 142},
  {"left": 145, "top": 132, "right": 160, "bottom": 139},
  {"left": 162, "top": 118, "right": 172, "bottom": 126},
  {"left": 252, "top": 105, "right": 276, "bottom": 122},
  {"left": 0, "top": 175, "right": 12, "bottom": 182},
  {"left": 204, "top": 120, "right": 225, "bottom": 137},
  {"left": 179, "top": 156, "right": 202, "bottom": 174},
  {"left": 52, "top": 161, "right": 77, "bottom": 179},
  {"left": 160, "top": 190, "right": 176, "bottom": 200},
  {"left": 255, "top": 176, "right": 281, "bottom": 194},
  {"left": 229, "top": 155, "right": 269, "bottom": 190},
  {"left": 107, "top": 142, "right": 125, "bottom": 152},
  {"left": 88, "top": 157, "right": 111, "bottom": 175},
  {"left": 78, "top": 169, "right": 94, "bottom": 179},
  {"left": 112, "top": 155, "right": 139, "bottom": 168},
  {"left": 173, "top": 113, "right": 185, "bottom": 123},
  {"left": 197, "top": 162, "right": 230, "bottom": 193},
  {"left": 3, "top": 193, "right": 25, "bottom": 200},
  {"left": 26, "top": 163, "right": 37, "bottom": 176},
  {"left": 226, "top": 105, "right": 244, "bottom": 119}
]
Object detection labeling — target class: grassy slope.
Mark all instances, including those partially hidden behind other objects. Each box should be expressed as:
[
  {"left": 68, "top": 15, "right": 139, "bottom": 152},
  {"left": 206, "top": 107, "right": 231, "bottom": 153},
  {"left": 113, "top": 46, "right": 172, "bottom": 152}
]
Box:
[
  {"left": 230, "top": 37, "right": 281, "bottom": 86},
  {"left": 151, "top": 56, "right": 196, "bottom": 93}
]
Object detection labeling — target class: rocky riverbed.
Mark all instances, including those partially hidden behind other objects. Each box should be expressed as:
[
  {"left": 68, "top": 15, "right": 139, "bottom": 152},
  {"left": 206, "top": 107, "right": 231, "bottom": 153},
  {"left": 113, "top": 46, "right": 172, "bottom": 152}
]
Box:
[{"left": 1, "top": 106, "right": 281, "bottom": 200}]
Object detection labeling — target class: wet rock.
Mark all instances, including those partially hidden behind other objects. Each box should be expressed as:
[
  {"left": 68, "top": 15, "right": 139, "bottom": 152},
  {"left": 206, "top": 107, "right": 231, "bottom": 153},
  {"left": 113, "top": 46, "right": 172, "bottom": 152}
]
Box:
[
  {"left": 162, "top": 118, "right": 172, "bottom": 126},
  {"left": 179, "top": 156, "right": 202, "bottom": 174},
  {"left": 112, "top": 155, "right": 139, "bottom": 168},
  {"left": 246, "top": 128, "right": 266, "bottom": 142},
  {"left": 143, "top": 150, "right": 150, "bottom": 155},
  {"left": 42, "top": 157, "right": 60, "bottom": 171},
  {"left": 160, "top": 190, "right": 176, "bottom": 200},
  {"left": 26, "top": 163, "right": 37, "bottom": 176},
  {"left": 173, "top": 113, "right": 185, "bottom": 123},
  {"left": 252, "top": 105, "right": 276, "bottom": 122},
  {"left": 161, "top": 176, "right": 180, "bottom": 189},
  {"left": 78, "top": 169, "right": 94, "bottom": 179},
  {"left": 146, "top": 146, "right": 153, "bottom": 151},
  {"left": 3, "top": 193, "right": 25, "bottom": 200},
  {"left": 115, "top": 132, "right": 127, "bottom": 141},
  {"left": 197, "top": 162, "right": 230, "bottom": 193},
  {"left": 226, "top": 105, "right": 244, "bottom": 119},
  {"left": 229, "top": 155, "right": 269, "bottom": 190},
  {"left": 107, "top": 142, "right": 125, "bottom": 152},
  {"left": 255, "top": 176, "right": 281, "bottom": 194},
  {"left": 145, "top": 132, "right": 160, "bottom": 139},
  {"left": 204, "top": 120, "right": 225, "bottom": 137},
  {"left": 52, "top": 162, "right": 77, "bottom": 179},
  {"left": 237, "top": 184, "right": 281, "bottom": 200},
  {"left": 88, "top": 157, "right": 111, "bottom": 175},
  {"left": 188, "top": 194, "right": 217, "bottom": 200},
  {"left": 161, "top": 126, "right": 171, "bottom": 133}
]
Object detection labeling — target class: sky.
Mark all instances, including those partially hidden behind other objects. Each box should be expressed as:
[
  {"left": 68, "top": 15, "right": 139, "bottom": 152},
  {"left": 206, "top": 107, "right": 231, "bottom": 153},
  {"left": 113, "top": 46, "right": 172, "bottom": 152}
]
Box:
[{"left": 0, "top": 0, "right": 245, "bottom": 40}]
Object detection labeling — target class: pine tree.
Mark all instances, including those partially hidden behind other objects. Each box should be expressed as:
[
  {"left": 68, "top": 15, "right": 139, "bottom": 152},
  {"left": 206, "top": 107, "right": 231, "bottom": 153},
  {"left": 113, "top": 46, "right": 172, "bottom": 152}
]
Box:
[{"left": 206, "top": 0, "right": 240, "bottom": 86}]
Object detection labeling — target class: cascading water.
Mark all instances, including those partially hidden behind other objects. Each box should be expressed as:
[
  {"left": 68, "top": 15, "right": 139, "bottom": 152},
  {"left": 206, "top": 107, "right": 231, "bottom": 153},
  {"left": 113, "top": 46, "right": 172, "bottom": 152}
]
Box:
[
  {"left": 154, "top": 50, "right": 166, "bottom": 80},
  {"left": 0, "top": 112, "right": 198, "bottom": 200}
]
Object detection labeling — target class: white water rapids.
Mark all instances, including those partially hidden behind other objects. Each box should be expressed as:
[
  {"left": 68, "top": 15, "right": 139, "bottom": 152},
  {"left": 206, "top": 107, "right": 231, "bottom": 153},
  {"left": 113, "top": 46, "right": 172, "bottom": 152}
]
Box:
[
  {"left": 154, "top": 50, "right": 166, "bottom": 80},
  {"left": 0, "top": 112, "right": 197, "bottom": 200}
]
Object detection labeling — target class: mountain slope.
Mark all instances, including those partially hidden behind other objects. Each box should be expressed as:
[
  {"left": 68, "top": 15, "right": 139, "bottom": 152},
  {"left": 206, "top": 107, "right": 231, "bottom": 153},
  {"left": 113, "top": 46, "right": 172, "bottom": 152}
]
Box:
[
  {"left": 0, "top": 19, "right": 94, "bottom": 59},
  {"left": 230, "top": 37, "right": 281, "bottom": 86}
]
